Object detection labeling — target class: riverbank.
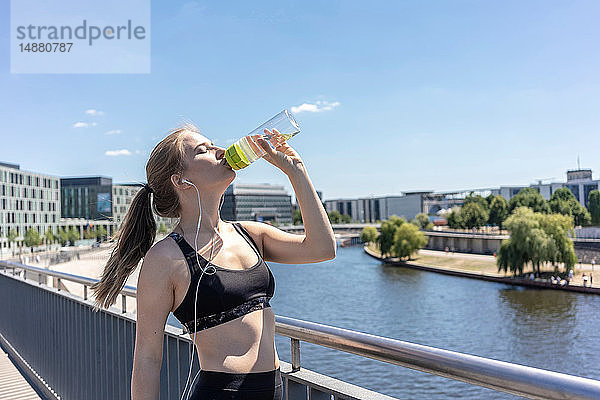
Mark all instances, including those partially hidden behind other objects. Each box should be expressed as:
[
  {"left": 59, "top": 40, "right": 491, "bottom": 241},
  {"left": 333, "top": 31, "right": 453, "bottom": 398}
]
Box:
[{"left": 364, "top": 245, "right": 600, "bottom": 295}]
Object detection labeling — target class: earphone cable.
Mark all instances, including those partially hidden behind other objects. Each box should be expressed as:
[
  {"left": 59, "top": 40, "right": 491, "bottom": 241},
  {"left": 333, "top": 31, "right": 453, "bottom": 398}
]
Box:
[{"left": 180, "top": 182, "right": 224, "bottom": 400}]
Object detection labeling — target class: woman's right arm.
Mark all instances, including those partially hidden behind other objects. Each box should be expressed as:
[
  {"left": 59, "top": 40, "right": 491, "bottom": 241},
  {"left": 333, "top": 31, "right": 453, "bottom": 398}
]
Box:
[{"left": 131, "top": 245, "right": 174, "bottom": 400}]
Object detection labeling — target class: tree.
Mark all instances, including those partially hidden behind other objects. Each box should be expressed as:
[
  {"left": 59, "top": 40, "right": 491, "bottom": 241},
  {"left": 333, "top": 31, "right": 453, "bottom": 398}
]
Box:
[
  {"left": 157, "top": 222, "right": 169, "bottom": 234},
  {"left": 391, "top": 223, "right": 428, "bottom": 260},
  {"left": 549, "top": 187, "right": 591, "bottom": 226},
  {"left": 7, "top": 228, "right": 18, "bottom": 255},
  {"left": 24, "top": 228, "right": 41, "bottom": 248},
  {"left": 328, "top": 211, "right": 342, "bottom": 224},
  {"left": 44, "top": 229, "right": 55, "bottom": 249},
  {"left": 497, "top": 207, "right": 576, "bottom": 276},
  {"left": 67, "top": 227, "right": 79, "bottom": 245},
  {"left": 376, "top": 215, "right": 406, "bottom": 258},
  {"left": 95, "top": 226, "right": 107, "bottom": 241},
  {"left": 360, "top": 226, "right": 379, "bottom": 244},
  {"left": 293, "top": 209, "right": 303, "bottom": 225},
  {"left": 83, "top": 228, "right": 96, "bottom": 240},
  {"left": 340, "top": 214, "right": 352, "bottom": 224},
  {"left": 411, "top": 213, "right": 433, "bottom": 230},
  {"left": 488, "top": 195, "right": 509, "bottom": 228},
  {"left": 508, "top": 188, "right": 549, "bottom": 214},
  {"left": 58, "top": 228, "right": 69, "bottom": 246},
  {"left": 464, "top": 193, "right": 489, "bottom": 214},
  {"left": 461, "top": 202, "right": 489, "bottom": 229},
  {"left": 589, "top": 190, "right": 600, "bottom": 226},
  {"left": 447, "top": 207, "right": 464, "bottom": 229}
]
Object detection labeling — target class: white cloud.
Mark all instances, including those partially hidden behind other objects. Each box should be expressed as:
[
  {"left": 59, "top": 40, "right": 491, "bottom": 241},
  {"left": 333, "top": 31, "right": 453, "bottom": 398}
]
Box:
[
  {"left": 291, "top": 100, "right": 340, "bottom": 114},
  {"left": 85, "top": 109, "right": 104, "bottom": 116},
  {"left": 105, "top": 129, "right": 122, "bottom": 135},
  {"left": 73, "top": 122, "right": 89, "bottom": 128},
  {"left": 135, "top": 150, "right": 141, "bottom": 154},
  {"left": 105, "top": 149, "right": 132, "bottom": 156}
]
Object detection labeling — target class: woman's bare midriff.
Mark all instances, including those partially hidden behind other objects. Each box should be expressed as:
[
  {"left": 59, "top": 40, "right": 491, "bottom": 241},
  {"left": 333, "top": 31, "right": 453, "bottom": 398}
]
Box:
[{"left": 190, "top": 307, "right": 280, "bottom": 373}]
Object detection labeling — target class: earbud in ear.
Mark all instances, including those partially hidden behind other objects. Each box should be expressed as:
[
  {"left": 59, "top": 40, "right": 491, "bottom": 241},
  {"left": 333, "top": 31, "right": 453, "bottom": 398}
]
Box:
[{"left": 181, "top": 178, "right": 192, "bottom": 185}]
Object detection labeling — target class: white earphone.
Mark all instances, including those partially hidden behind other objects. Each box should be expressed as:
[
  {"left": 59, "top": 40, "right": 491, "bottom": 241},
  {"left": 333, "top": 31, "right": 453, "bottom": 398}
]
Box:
[{"left": 178, "top": 177, "right": 224, "bottom": 400}]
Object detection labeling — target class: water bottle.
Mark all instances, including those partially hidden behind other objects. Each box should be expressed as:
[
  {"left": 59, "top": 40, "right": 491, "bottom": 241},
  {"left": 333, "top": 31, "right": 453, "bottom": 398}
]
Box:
[{"left": 224, "top": 109, "right": 300, "bottom": 170}]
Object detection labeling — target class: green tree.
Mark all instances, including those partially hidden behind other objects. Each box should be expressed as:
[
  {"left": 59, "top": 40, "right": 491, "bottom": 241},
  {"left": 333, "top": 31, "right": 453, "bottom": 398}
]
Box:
[
  {"left": 83, "top": 228, "right": 96, "bottom": 240},
  {"left": 447, "top": 207, "right": 464, "bottom": 229},
  {"left": 411, "top": 213, "right": 433, "bottom": 230},
  {"left": 292, "top": 209, "right": 303, "bottom": 225},
  {"left": 67, "top": 227, "right": 79, "bottom": 245},
  {"left": 464, "top": 193, "right": 490, "bottom": 213},
  {"left": 340, "top": 214, "right": 352, "bottom": 224},
  {"left": 24, "top": 228, "right": 41, "bottom": 248},
  {"left": 44, "top": 229, "right": 55, "bottom": 249},
  {"left": 588, "top": 190, "right": 600, "bottom": 226},
  {"left": 548, "top": 187, "right": 591, "bottom": 226},
  {"left": 391, "top": 223, "right": 428, "bottom": 260},
  {"left": 7, "top": 228, "right": 18, "bottom": 254},
  {"left": 488, "top": 195, "right": 509, "bottom": 228},
  {"left": 58, "top": 228, "right": 69, "bottom": 246},
  {"left": 497, "top": 207, "right": 576, "bottom": 276},
  {"left": 157, "top": 222, "right": 168, "bottom": 234},
  {"left": 95, "top": 226, "right": 107, "bottom": 241},
  {"left": 328, "top": 210, "right": 342, "bottom": 224},
  {"left": 376, "top": 215, "right": 406, "bottom": 258},
  {"left": 461, "top": 202, "right": 489, "bottom": 229},
  {"left": 508, "top": 188, "right": 549, "bottom": 214},
  {"left": 360, "top": 226, "right": 379, "bottom": 244}
]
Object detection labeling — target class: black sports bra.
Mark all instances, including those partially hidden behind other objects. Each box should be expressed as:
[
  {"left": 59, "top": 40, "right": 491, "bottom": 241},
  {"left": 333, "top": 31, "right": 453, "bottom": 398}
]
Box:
[{"left": 169, "top": 222, "right": 275, "bottom": 334}]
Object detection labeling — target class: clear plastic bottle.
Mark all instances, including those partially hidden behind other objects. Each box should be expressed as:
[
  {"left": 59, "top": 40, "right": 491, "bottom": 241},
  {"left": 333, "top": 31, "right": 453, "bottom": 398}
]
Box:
[{"left": 224, "top": 109, "right": 300, "bottom": 170}]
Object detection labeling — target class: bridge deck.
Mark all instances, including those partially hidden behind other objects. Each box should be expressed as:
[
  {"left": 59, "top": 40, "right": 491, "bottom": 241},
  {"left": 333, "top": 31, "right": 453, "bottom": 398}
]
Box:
[{"left": 0, "top": 347, "right": 41, "bottom": 400}]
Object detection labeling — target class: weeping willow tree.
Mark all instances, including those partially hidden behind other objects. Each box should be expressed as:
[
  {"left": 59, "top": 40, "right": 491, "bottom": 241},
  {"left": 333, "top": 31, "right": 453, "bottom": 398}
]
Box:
[{"left": 497, "top": 207, "right": 577, "bottom": 276}]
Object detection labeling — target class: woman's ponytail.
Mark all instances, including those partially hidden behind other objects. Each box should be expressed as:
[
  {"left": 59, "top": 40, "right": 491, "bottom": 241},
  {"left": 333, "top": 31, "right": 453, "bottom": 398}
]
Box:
[
  {"left": 90, "top": 184, "right": 156, "bottom": 312},
  {"left": 89, "top": 124, "right": 195, "bottom": 311}
]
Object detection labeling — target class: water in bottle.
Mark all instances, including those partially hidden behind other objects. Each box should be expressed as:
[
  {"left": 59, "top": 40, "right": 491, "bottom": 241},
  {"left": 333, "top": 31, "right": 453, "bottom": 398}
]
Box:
[{"left": 224, "top": 109, "right": 300, "bottom": 170}]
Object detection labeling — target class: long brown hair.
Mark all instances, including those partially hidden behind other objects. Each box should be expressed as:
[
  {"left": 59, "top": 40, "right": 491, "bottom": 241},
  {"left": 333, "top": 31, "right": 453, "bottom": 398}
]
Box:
[{"left": 90, "top": 123, "right": 199, "bottom": 311}]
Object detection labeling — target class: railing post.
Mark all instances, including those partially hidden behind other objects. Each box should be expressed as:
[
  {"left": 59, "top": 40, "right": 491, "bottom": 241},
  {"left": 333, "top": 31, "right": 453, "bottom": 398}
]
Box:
[
  {"left": 122, "top": 294, "right": 127, "bottom": 313},
  {"left": 57, "top": 277, "right": 61, "bottom": 291},
  {"left": 291, "top": 338, "right": 301, "bottom": 372},
  {"left": 83, "top": 285, "right": 88, "bottom": 300}
]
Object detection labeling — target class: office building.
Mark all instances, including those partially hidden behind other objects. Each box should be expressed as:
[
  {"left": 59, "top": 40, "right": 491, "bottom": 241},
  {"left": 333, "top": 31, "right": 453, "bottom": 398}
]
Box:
[
  {"left": 61, "top": 177, "right": 113, "bottom": 220},
  {"left": 222, "top": 183, "right": 292, "bottom": 225},
  {"left": 0, "top": 162, "right": 61, "bottom": 253}
]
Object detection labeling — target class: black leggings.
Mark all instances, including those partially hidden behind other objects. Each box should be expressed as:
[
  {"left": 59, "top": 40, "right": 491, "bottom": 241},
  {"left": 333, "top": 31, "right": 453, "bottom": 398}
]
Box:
[{"left": 187, "top": 367, "right": 283, "bottom": 400}]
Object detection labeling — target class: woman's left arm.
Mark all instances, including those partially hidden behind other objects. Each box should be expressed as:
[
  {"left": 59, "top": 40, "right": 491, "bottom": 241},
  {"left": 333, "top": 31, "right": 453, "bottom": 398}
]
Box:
[{"left": 241, "top": 130, "right": 336, "bottom": 264}]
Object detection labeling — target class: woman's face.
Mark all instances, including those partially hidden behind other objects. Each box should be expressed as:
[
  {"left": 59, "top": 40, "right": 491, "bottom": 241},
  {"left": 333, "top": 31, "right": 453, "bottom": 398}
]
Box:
[{"left": 179, "top": 132, "right": 235, "bottom": 190}]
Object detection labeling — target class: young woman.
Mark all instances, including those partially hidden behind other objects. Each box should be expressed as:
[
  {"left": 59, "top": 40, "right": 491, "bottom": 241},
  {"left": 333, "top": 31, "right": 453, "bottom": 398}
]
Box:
[{"left": 90, "top": 123, "right": 336, "bottom": 399}]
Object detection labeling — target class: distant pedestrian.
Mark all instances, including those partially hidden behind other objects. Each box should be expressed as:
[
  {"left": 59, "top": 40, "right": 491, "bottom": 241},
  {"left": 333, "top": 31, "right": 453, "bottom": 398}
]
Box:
[
  {"left": 590, "top": 274, "right": 593, "bottom": 286},
  {"left": 592, "top": 259, "right": 596, "bottom": 272},
  {"left": 583, "top": 273, "right": 588, "bottom": 287}
]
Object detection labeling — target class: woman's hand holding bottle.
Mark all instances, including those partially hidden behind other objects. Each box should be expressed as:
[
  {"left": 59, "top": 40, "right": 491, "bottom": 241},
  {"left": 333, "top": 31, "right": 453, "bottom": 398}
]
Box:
[{"left": 257, "top": 129, "right": 305, "bottom": 176}]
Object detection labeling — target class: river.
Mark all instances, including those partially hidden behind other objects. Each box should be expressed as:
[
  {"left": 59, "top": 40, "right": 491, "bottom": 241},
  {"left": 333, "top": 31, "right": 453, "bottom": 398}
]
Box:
[{"left": 168, "top": 245, "right": 600, "bottom": 399}]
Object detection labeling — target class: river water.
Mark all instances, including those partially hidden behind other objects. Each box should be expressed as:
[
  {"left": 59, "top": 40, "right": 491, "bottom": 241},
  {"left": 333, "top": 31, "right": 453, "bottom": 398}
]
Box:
[{"left": 168, "top": 246, "right": 600, "bottom": 399}]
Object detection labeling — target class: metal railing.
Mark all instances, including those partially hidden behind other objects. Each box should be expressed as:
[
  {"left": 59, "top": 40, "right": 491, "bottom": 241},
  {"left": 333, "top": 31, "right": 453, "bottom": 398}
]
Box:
[{"left": 2, "top": 260, "right": 600, "bottom": 400}]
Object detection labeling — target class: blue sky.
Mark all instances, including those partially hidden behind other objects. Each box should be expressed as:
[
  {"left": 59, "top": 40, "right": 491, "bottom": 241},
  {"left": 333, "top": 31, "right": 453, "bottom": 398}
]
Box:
[{"left": 1, "top": 0, "right": 599, "bottom": 201}]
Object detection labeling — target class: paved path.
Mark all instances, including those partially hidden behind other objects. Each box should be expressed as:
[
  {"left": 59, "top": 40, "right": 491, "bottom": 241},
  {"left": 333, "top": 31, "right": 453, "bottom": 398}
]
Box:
[{"left": 0, "top": 347, "right": 41, "bottom": 400}]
